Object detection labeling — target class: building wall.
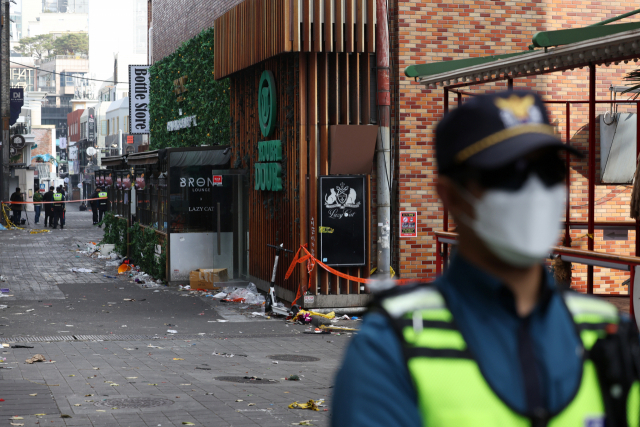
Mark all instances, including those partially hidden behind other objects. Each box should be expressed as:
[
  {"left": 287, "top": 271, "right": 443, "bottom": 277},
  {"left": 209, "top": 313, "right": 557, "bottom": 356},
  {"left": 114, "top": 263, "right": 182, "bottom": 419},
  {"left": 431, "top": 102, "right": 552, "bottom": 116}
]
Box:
[
  {"left": 394, "top": 1, "right": 640, "bottom": 294},
  {"left": 150, "top": 0, "right": 243, "bottom": 63},
  {"left": 67, "top": 109, "right": 84, "bottom": 143}
]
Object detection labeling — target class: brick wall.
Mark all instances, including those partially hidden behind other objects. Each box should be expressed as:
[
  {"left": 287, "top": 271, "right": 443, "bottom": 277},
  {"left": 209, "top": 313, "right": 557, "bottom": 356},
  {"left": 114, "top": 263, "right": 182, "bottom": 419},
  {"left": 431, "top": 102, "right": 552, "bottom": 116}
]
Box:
[
  {"left": 151, "top": 0, "right": 243, "bottom": 63},
  {"left": 67, "top": 109, "right": 84, "bottom": 143},
  {"left": 393, "top": 1, "right": 640, "bottom": 294}
]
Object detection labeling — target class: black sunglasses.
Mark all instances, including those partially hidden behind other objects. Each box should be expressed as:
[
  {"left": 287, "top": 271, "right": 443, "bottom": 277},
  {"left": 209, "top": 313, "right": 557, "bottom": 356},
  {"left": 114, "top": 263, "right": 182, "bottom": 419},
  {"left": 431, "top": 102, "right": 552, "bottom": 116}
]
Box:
[{"left": 448, "top": 154, "right": 567, "bottom": 191}]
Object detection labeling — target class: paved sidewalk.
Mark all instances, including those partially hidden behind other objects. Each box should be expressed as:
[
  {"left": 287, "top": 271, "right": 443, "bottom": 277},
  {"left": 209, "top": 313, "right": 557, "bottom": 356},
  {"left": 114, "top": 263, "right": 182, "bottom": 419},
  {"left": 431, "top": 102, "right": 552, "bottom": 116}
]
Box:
[
  {"left": 0, "top": 335, "right": 344, "bottom": 427},
  {"left": 0, "top": 212, "right": 349, "bottom": 427}
]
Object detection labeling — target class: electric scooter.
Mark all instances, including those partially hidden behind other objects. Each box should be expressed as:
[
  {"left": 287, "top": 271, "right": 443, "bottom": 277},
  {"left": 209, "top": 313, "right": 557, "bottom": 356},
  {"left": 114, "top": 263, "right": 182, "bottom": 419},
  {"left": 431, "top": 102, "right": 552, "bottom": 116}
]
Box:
[{"left": 265, "top": 243, "right": 293, "bottom": 315}]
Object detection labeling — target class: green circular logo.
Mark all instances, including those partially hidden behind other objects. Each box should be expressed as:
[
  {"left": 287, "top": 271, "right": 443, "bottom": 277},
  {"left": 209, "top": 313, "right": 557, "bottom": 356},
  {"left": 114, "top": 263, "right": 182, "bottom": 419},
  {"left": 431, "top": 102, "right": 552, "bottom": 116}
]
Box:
[{"left": 258, "top": 70, "right": 277, "bottom": 138}]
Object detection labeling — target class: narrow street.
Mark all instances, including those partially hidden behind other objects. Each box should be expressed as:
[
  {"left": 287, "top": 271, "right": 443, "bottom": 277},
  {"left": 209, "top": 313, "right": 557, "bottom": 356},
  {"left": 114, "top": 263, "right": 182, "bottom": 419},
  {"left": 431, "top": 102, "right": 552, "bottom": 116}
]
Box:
[{"left": 0, "top": 211, "right": 346, "bottom": 427}]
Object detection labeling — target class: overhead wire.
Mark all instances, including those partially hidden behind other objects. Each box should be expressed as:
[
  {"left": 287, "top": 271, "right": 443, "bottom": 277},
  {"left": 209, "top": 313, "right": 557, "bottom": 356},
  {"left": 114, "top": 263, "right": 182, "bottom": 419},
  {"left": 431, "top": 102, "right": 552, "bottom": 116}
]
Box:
[{"left": 10, "top": 60, "right": 123, "bottom": 84}]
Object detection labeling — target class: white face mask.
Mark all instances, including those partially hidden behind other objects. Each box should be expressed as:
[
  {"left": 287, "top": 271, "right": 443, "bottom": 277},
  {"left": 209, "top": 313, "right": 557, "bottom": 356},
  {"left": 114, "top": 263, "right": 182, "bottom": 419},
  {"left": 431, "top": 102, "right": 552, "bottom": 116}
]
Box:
[{"left": 456, "top": 175, "right": 565, "bottom": 267}]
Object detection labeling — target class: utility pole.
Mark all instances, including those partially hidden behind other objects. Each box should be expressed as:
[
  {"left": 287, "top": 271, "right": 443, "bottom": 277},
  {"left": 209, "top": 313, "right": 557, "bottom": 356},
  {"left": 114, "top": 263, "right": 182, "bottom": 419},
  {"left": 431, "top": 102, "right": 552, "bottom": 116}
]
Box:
[
  {"left": 375, "top": 0, "right": 391, "bottom": 278},
  {"left": 0, "top": 0, "right": 9, "bottom": 210}
]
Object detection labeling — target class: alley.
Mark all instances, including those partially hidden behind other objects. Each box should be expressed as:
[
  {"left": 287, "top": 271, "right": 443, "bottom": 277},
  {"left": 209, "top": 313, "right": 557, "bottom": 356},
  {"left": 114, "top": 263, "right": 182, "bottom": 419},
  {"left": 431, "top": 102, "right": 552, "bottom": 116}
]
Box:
[{"left": 0, "top": 211, "right": 345, "bottom": 427}]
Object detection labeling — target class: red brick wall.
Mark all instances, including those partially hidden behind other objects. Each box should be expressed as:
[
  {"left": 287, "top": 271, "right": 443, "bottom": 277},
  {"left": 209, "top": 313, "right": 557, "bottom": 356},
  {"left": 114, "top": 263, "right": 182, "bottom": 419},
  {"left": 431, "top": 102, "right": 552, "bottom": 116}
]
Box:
[
  {"left": 393, "top": 1, "right": 640, "bottom": 294},
  {"left": 67, "top": 109, "right": 84, "bottom": 143},
  {"left": 151, "top": 0, "right": 243, "bottom": 63}
]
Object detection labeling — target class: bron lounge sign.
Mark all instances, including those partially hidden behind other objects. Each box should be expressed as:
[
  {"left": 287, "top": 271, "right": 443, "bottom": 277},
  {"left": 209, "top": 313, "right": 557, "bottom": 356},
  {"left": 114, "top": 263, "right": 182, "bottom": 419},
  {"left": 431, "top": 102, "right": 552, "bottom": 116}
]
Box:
[{"left": 128, "top": 65, "right": 150, "bottom": 134}]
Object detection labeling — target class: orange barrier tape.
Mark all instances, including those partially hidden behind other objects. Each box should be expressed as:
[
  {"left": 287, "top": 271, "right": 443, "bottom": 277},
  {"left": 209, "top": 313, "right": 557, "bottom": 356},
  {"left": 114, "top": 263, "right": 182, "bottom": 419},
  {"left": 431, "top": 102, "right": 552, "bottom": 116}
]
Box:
[
  {"left": 2, "top": 198, "right": 102, "bottom": 205},
  {"left": 284, "top": 244, "right": 417, "bottom": 301}
]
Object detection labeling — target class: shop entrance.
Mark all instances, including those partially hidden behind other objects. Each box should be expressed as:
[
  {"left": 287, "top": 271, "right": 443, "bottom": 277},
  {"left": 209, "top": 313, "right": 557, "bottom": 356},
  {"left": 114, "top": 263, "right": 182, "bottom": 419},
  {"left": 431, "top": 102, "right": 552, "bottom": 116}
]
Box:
[{"left": 168, "top": 149, "right": 248, "bottom": 283}]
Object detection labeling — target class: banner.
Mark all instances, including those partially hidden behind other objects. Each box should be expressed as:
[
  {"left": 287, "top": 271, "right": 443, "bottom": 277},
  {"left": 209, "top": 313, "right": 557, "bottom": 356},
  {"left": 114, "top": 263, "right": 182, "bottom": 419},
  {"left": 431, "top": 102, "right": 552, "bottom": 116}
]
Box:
[
  {"left": 87, "top": 107, "right": 96, "bottom": 143},
  {"left": 318, "top": 176, "right": 366, "bottom": 266},
  {"left": 10, "top": 88, "right": 23, "bottom": 126},
  {"left": 116, "top": 171, "right": 123, "bottom": 189},
  {"left": 123, "top": 171, "right": 132, "bottom": 188},
  {"left": 129, "top": 65, "right": 150, "bottom": 134},
  {"left": 105, "top": 171, "right": 113, "bottom": 188},
  {"left": 135, "top": 170, "right": 146, "bottom": 190}
]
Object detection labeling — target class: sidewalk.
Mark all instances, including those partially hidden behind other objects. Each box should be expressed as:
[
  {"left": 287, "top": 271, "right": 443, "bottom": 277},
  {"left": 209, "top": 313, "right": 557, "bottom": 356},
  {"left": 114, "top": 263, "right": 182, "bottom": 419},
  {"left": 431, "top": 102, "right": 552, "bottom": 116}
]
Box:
[{"left": 0, "top": 211, "right": 348, "bottom": 427}]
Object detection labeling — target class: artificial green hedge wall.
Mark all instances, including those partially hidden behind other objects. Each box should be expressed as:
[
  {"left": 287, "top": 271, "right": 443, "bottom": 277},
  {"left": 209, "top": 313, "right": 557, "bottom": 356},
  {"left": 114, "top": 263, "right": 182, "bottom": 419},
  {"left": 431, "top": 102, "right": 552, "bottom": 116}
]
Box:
[{"left": 149, "top": 27, "right": 230, "bottom": 149}]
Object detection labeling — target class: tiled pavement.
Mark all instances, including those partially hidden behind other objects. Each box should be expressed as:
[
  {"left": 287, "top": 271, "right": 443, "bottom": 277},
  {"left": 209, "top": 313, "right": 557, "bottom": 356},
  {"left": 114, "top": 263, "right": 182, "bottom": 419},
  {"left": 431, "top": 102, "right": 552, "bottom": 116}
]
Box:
[{"left": 0, "top": 212, "right": 349, "bottom": 426}]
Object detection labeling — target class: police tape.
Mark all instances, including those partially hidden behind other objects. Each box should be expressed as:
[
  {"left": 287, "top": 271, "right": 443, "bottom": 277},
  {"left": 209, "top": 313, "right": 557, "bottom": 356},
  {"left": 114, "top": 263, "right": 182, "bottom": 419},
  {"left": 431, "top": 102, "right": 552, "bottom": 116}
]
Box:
[
  {"left": 1, "top": 204, "right": 24, "bottom": 230},
  {"left": 1, "top": 197, "right": 102, "bottom": 205},
  {"left": 284, "top": 244, "right": 415, "bottom": 305}
]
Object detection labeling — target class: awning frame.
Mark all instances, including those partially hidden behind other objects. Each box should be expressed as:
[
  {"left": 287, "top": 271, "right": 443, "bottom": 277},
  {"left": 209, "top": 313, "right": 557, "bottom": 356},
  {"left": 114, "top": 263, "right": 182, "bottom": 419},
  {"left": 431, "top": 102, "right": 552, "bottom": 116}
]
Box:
[{"left": 413, "top": 28, "right": 640, "bottom": 318}]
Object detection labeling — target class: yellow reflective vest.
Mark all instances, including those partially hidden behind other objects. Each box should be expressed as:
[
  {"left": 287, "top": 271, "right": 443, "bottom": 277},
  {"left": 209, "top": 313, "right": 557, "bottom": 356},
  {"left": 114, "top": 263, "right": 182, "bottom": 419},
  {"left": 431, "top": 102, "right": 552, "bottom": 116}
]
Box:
[{"left": 378, "top": 286, "right": 639, "bottom": 427}]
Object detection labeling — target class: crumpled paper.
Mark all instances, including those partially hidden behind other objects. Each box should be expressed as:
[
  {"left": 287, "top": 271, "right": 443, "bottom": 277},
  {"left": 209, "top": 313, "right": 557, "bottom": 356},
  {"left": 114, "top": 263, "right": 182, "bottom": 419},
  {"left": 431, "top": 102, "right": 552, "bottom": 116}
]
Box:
[{"left": 288, "top": 399, "right": 325, "bottom": 411}]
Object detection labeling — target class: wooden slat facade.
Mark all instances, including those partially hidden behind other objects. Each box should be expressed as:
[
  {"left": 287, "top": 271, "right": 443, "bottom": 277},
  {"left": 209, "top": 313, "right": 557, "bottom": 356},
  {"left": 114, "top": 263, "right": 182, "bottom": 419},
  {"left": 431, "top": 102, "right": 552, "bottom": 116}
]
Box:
[
  {"left": 215, "top": 0, "right": 376, "bottom": 80},
  {"left": 224, "top": 0, "right": 377, "bottom": 302},
  {"left": 229, "top": 55, "right": 302, "bottom": 293}
]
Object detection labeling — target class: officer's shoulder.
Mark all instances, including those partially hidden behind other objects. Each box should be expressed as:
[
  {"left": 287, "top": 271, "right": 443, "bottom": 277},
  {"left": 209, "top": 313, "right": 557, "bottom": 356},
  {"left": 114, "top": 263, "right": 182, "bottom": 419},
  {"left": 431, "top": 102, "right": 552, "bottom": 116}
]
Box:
[
  {"left": 371, "top": 281, "right": 443, "bottom": 319},
  {"left": 560, "top": 289, "right": 619, "bottom": 321}
]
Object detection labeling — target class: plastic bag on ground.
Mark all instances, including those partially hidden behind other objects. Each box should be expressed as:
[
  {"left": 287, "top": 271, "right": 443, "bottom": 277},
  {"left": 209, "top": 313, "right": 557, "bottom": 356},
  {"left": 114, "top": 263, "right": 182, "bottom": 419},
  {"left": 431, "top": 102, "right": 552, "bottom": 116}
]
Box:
[
  {"left": 227, "top": 288, "right": 252, "bottom": 302},
  {"left": 118, "top": 264, "right": 132, "bottom": 274},
  {"left": 244, "top": 293, "right": 265, "bottom": 305},
  {"left": 247, "top": 283, "right": 258, "bottom": 294}
]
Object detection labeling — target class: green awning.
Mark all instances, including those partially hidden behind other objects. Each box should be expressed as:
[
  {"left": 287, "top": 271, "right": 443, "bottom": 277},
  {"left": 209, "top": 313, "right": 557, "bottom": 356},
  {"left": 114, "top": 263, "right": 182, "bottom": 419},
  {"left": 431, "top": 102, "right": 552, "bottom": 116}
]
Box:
[
  {"left": 533, "top": 22, "right": 640, "bottom": 48},
  {"left": 406, "top": 21, "right": 640, "bottom": 80},
  {"left": 405, "top": 51, "right": 532, "bottom": 78}
]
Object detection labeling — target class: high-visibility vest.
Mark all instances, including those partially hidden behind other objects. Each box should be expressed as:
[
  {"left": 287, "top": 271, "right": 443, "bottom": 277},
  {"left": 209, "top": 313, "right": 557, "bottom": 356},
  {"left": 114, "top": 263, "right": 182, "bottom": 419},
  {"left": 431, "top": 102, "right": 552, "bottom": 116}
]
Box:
[
  {"left": 98, "top": 192, "right": 108, "bottom": 207},
  {"left": 377, "top": 285, "right": 640, "bottom": 427},
  {"left": 53, "top": 193, "right": 63, "bottom": 207}
]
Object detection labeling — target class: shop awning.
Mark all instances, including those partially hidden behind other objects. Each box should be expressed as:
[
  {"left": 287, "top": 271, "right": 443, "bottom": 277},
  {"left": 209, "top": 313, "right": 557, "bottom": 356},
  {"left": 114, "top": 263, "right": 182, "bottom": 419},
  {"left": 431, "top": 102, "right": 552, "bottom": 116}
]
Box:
[
  {"left": 127, "top": 151, "right": 159, "bottom": 165},
  {"left": 102, "top": 155, "right": 126, "bottom": 167},
  {"left": 405, "top": 27, "right": 640, "bottom": 88}
]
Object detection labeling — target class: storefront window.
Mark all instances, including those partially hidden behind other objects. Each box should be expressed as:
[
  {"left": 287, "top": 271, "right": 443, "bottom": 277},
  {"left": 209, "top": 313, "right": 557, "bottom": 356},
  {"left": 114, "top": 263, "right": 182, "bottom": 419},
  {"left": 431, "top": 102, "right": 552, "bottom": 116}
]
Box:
[{"left": 168, "top": 150, "right": 232, "bottom": 233}]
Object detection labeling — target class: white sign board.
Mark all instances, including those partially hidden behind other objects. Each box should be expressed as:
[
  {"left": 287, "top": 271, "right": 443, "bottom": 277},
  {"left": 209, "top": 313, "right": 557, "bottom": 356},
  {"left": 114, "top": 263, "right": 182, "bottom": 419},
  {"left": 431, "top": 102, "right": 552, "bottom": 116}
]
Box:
[{"left": 129, "top": 65, "right": 150, "bottom": 134}]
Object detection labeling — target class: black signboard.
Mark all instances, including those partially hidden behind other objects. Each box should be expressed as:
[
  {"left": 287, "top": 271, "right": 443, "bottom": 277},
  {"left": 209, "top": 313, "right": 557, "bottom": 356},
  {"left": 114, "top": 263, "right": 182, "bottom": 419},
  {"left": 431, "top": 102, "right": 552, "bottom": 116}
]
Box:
[
  {"left": 319, "top": 176, "right": 366, "bottom": 266},
  {"left": 87, "top": 107, "right": 96, "bottom": 143},
  {"left": 10, "top": 88, "right": 23, "bottom": 126},
  {"left": 169, "top": 165, "right": 231, "bottom": 233}
]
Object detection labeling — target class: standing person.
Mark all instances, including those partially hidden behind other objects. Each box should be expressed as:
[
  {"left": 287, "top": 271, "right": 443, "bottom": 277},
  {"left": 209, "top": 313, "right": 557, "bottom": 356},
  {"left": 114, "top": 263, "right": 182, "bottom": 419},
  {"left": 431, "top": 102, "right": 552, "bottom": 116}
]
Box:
[
  {"left": 9, "top": 187, "right": 23, "bottom": 225},
  {"left": 97, "top": 187, "right": 109, "bottom": 226},
  {"left": 43, "top": 186, "right": 54, "bottom": 227},
  {"left": 332, "top": 91, "right": 640, "bottom": 427},
  {"left": 32, "top": 189, "right": 43, "bottom": 224},
  {"left": 90, "top": 187, "right": 99, "bottom": 225},
  {"left": 60, "top": 186, "right": 67, "bottom": 228},
  {"left": 52, "top": 187, "right": 65, "bottom": 229}
]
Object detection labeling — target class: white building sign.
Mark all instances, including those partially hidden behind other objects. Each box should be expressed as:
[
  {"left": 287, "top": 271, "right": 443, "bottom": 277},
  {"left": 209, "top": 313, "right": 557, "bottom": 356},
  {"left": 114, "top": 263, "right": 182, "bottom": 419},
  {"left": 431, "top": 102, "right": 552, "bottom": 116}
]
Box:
[
  {"left": 129, "top": 65, "right": 150, "bottom": 134},
  {"left": 167, "top": 115, "right": 197, "bottom": 132}
]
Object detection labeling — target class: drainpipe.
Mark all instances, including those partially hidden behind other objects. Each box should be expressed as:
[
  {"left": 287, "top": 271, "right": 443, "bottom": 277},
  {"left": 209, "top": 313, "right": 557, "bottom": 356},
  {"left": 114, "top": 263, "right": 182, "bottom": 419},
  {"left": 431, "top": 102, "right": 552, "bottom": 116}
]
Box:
[{"left": 375, "top": 0, "right": 391, "bottom": 278}]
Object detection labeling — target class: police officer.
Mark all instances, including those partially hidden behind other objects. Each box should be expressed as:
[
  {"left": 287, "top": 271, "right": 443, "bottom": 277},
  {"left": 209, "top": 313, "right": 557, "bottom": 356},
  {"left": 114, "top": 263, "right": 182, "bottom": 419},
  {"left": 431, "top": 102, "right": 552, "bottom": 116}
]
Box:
[
  {"left": 52, "top": 187, "right": 65, "bottom": 229},
  {"left": 43, "top": 186, "right": 54, "bottom": 227},
  {"left": 97, "top": 187, "right": 109, "bottom": 226},
  {"left": 90, "top": 187, "right": 99, "bottom": 224},
  {"left": 332, "top": 91, "right": 640, "bottom": 427}
]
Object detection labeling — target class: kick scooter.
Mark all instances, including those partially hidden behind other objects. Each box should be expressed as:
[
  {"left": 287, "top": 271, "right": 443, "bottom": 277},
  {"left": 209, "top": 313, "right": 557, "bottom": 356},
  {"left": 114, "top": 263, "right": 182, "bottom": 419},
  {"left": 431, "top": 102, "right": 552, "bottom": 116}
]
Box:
[{"left": 265, "top": 243, "right": 293, "bottom": 315}]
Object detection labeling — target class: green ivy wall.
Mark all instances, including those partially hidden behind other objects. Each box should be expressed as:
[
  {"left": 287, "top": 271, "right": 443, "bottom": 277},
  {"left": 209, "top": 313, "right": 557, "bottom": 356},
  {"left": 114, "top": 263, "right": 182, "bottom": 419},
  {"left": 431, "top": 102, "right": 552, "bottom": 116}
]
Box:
[{"left": 149, "top": 27, "right": 230, "bottom": 149}]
